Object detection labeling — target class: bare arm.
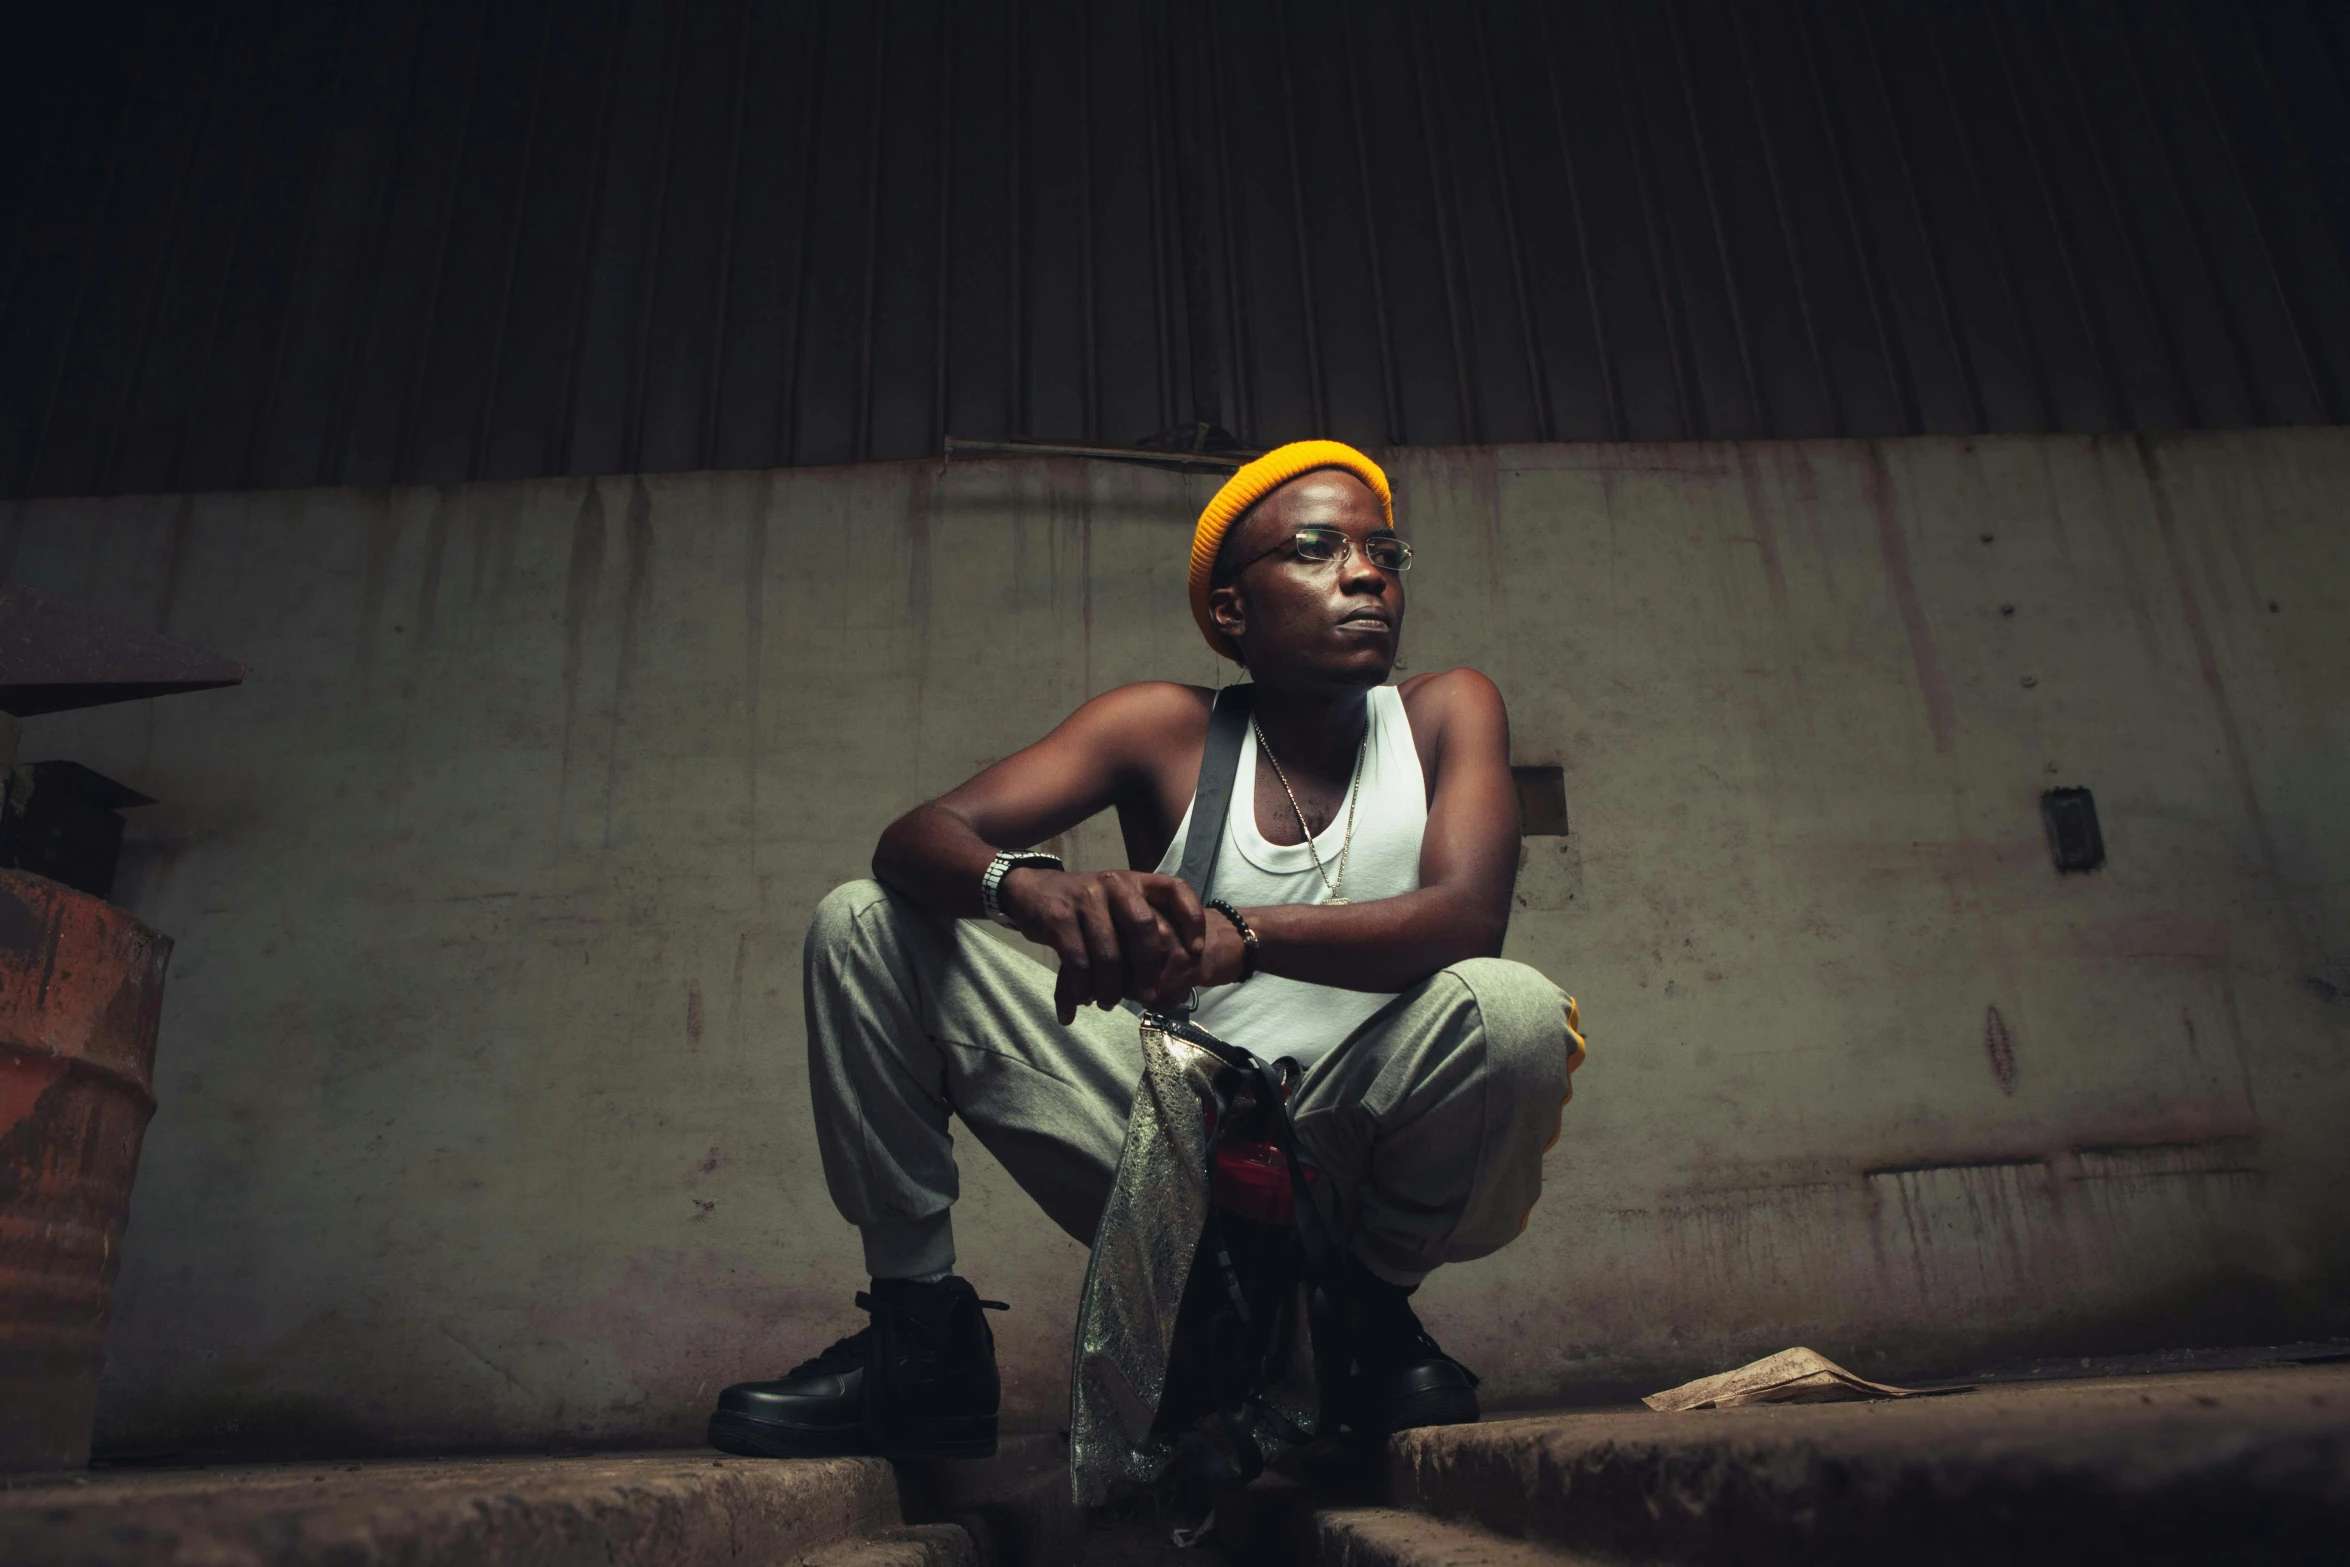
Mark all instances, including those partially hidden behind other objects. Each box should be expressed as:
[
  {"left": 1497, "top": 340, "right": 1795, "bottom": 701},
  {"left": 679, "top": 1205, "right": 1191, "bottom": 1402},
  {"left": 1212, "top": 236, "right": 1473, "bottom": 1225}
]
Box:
[
  {"left": 871, "top": 670, "right": 1519, "bottom": 1019},
  {"left": 1236, "top": 669, "right": 1520, "bottom": 992},
  {"left": 872, "top": 682, "right": 1211, "bottom": 1023}
]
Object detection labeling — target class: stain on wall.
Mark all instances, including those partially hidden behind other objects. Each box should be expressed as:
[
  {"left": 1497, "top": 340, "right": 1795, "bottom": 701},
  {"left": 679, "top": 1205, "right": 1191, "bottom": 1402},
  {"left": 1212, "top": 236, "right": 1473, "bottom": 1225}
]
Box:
[
  {"left": 1984, "top": 1005, "right": 2018, "bottom": 1095},
  {"left": 5, "top": 429, "right": 2347, "bottom": 1458}
]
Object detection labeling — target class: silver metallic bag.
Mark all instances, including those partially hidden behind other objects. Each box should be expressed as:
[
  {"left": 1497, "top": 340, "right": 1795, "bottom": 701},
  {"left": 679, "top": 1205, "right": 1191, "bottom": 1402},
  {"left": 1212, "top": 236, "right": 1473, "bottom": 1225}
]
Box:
[
  {"left": 1067, "top": 1013, "right": 1323, "bottom": 1505},
  {"left": 1066, "top": 1015, "right": 1219, "bottom": 1503}
]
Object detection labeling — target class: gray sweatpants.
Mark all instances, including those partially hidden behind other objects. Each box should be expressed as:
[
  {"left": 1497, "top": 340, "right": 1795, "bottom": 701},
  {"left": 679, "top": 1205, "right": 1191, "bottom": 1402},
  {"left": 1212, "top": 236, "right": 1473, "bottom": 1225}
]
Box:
[{"left": 805, "top": 879, "right": 1582, "bottom": 1286}]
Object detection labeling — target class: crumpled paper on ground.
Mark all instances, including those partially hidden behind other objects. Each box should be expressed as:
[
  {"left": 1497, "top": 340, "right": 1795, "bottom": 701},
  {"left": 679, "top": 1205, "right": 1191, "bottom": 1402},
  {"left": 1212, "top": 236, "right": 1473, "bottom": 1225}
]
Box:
[{"left": 1643, "top": 1347, "right": 1973, "bottom": 1412}]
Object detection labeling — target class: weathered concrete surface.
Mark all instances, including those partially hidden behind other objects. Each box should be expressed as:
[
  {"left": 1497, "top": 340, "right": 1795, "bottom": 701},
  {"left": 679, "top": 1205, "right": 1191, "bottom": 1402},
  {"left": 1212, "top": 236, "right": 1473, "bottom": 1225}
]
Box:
[
  {"left": 3, "top": 430, "right": 2346, "bottom": 1456},
  {"left": 1313, "top": 1509, "right": 1593, "bottom": 1567},
  {"left": 896, "top": 1434, "right": 1081, "bottom": 1567},
  {"left": 0, "top": 1451, "right": 911, "bottom": 1566},
  {"left": 1388, "top": 1363, "right": 2350, "bottom": 1565},
  {"left": 808, "top": 1524, "right": 978, "bottom": 1567}
]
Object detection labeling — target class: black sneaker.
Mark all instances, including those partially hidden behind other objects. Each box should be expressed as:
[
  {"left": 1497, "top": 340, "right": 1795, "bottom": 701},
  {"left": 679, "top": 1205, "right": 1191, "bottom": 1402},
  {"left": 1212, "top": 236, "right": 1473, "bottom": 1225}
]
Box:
[
  {"left": 707, "top": 1277, "right": 1007, "bottom": 1461},
  {"left": 1319, "top": 1259, "right": 1480, "bottom": 1443}
]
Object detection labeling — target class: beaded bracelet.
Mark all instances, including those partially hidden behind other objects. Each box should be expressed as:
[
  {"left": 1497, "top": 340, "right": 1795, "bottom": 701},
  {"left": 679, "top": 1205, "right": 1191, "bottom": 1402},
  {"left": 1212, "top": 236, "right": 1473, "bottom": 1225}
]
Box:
[{"left": 1205, "top": 897, "right": 1258, "bottom": 982}]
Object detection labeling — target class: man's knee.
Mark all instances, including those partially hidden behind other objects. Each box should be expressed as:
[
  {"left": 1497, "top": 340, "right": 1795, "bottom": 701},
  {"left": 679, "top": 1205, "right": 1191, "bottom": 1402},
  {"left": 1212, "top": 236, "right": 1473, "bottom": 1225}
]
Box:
[
  {"left": 1442, "top": 957, "right": 1571, "bottom": 1103},
  {"left": 806, "top": 878, "right": 896, "bottom": 965}
]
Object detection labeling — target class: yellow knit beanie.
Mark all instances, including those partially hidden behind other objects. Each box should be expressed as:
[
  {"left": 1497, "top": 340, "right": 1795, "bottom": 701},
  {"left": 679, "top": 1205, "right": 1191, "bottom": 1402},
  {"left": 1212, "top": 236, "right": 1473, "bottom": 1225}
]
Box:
[{"left": 1187, "top": 440, "right": 1393, "bottom": 659}]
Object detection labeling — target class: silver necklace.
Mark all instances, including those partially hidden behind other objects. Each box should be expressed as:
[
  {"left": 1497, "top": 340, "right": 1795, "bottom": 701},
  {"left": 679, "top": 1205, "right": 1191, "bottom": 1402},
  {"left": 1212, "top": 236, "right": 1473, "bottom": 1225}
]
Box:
[{"left": 1254, "top": 718, "right": 1368, "bottom": 905}]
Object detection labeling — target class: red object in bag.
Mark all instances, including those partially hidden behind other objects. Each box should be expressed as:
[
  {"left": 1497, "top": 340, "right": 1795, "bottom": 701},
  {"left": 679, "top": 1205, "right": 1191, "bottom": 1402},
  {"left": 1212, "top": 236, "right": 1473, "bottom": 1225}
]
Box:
[{"left": 1212, "top": 1139, "right": 1320, "bottom": 1225}]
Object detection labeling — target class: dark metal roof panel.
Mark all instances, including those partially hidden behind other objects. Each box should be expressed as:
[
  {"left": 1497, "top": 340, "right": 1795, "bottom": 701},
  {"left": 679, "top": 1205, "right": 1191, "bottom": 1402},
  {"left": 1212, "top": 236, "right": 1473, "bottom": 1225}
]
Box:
[{"left": 4, "top": 0, "right": 2348, "bottom": 500}]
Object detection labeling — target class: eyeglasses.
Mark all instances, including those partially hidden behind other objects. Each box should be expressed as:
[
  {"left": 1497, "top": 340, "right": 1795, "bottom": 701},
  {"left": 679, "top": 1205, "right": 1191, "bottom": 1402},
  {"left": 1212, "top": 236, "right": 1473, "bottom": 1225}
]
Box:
[{"left": 1234, "top": 525, "right": 1414, "bottom": 578}]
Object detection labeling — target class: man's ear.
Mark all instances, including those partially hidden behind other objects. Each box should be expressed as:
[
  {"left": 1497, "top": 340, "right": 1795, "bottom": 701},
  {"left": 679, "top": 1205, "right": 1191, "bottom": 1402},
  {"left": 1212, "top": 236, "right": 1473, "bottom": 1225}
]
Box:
[{"left": 1209, "top": 582, "right": 1247, "bottom": 647}]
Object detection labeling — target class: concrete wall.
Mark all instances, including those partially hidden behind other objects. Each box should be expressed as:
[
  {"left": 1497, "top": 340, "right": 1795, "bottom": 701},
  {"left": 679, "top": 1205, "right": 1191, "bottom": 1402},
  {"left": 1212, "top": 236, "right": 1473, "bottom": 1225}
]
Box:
[{"left": 5, "top": 430, "right": 2346, "bottom": 1459}]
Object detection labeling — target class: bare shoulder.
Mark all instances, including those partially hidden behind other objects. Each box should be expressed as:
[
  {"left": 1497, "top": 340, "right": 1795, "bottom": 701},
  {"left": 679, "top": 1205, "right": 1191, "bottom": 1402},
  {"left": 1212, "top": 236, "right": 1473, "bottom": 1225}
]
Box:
[
  {"left": 1053, "top": 680, "right": 1214, "bottom": 762},
  {"left": 1394, "top": 669, "right": 1508, "bottom": 794},
  {"left": 1397, "top": 667, "right": 1508, "bottom": 728},
  {"left": 1080, "top": 679, "right": 1214, "bottom": 734}
]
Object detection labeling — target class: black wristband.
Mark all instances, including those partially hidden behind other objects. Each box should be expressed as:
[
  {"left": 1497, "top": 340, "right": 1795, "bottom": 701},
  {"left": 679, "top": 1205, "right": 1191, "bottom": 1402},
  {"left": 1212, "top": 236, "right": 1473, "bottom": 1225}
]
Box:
[{"left": 1206, "top": 897, "right": 1258, "bottom": 982}]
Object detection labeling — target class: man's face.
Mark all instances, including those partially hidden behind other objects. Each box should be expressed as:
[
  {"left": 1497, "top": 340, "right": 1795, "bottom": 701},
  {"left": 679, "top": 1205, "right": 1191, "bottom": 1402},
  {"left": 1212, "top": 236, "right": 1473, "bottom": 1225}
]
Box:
[{"left": 1209, "top": 471, "right": 1405, "bottom": 690}]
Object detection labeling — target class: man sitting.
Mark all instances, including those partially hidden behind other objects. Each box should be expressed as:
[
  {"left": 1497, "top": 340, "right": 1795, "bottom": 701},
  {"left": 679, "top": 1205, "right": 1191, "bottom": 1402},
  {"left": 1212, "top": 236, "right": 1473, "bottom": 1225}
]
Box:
[{"left": 709, "top": 440, "right": 1584, "bottom": 1461}]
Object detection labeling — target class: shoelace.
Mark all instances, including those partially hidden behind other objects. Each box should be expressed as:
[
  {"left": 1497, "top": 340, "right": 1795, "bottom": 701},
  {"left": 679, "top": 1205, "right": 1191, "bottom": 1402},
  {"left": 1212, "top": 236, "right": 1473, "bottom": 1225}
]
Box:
[
  {"left": 854, "top": 1289, "right": 1010, "bottom": 1320},
  {"left": 782, "top": 1292, "right": 1009, "bottom": 1379},
  {"left": 784, "top": 1296, "right": 1005, "bottom": 1381},
  {"left": 785, "top": 1328, "right": 870, "bottom": 1379}
]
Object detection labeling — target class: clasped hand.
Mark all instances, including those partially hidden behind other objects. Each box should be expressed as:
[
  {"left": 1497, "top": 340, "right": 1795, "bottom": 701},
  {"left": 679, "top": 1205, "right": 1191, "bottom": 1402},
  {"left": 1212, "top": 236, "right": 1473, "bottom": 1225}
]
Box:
[{"left": 997, "top": 867, "right": 1234, "bottom": 1025}]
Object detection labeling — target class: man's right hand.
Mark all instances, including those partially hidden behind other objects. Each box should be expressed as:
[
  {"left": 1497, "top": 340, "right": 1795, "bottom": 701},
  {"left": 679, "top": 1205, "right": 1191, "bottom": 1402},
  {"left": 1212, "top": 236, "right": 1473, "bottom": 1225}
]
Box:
[{"left": 998, "top": 868, "right": 1210, "bottom": 1025}]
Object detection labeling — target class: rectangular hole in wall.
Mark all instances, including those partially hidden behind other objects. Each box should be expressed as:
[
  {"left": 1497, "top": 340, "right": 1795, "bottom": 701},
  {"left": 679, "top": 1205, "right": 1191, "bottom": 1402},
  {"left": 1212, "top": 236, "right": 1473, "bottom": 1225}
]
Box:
[
  {"left": 2041, "top": 787, "right": 2105, "bottom": 873},
  {"left": 1513, "top": 765, "right": 1568, "bottom": 836}
]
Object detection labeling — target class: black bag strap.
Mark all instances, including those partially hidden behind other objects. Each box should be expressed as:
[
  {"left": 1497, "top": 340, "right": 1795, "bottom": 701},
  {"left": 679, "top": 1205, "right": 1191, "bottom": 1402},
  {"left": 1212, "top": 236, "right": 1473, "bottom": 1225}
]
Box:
[
  {"left": 1159, "top": 689, "right": 1349, "bottom": 1286},
  {"left": 1177, "top": 684, "right": 1255, "bottom": 904}
]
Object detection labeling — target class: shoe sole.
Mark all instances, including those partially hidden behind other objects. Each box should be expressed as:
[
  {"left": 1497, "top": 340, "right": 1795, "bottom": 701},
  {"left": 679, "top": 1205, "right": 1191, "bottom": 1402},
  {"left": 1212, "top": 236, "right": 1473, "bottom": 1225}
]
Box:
[
  {"left": 706, "top": 1410, "right": 998, "bottom": 1463},
  {"left": 708, "top": 1411, "right": 868, "bottom": 1459}
]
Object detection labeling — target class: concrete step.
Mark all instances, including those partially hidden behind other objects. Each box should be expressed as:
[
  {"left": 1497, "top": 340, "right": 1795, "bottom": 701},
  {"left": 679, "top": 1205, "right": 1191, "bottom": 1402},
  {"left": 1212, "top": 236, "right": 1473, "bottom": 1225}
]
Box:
[
  {"left": 1381, "top": 1363, "right": 2350, "bottom": 1566},
  {"left": 1311, "top": 1507, "right": 1598, "bottom": 1566},
  {"left": 899, "top": 1432, "right": 1082, "bottom": 1567},
  {"left": 808, "top": 1523, "right": 980, "bottom": 1566},
  {"left": 0, "top": 1451, "right": 945, "bottom": 1566}
]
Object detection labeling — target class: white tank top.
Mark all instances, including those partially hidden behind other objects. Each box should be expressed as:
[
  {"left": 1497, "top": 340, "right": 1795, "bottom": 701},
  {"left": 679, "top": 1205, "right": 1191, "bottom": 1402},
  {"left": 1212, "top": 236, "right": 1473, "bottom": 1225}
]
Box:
[{"left": 1151, "top": 684, "right": 1427, "bottom": 1070}]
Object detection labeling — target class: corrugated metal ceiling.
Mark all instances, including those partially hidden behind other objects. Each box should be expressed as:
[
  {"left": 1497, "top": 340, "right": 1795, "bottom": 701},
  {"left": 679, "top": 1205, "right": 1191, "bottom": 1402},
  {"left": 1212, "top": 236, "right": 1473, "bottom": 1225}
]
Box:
[{"left": 3, "top": 0, "right": 2348, "bottom": 499}]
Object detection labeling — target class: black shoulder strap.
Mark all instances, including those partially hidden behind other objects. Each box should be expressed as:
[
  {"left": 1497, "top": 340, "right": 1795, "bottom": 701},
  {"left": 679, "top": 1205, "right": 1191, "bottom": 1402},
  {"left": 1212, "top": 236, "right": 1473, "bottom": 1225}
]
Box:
[{"left": 1177, "top": 684, "right": 1254, "bottom": 902}]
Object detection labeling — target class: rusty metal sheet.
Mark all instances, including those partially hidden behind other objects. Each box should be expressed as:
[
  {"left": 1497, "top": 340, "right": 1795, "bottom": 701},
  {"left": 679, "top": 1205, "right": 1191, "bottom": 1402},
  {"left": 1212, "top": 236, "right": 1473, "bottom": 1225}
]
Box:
[{"left": 0, "top": 869, "right": 171, "bottom": 1472}]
